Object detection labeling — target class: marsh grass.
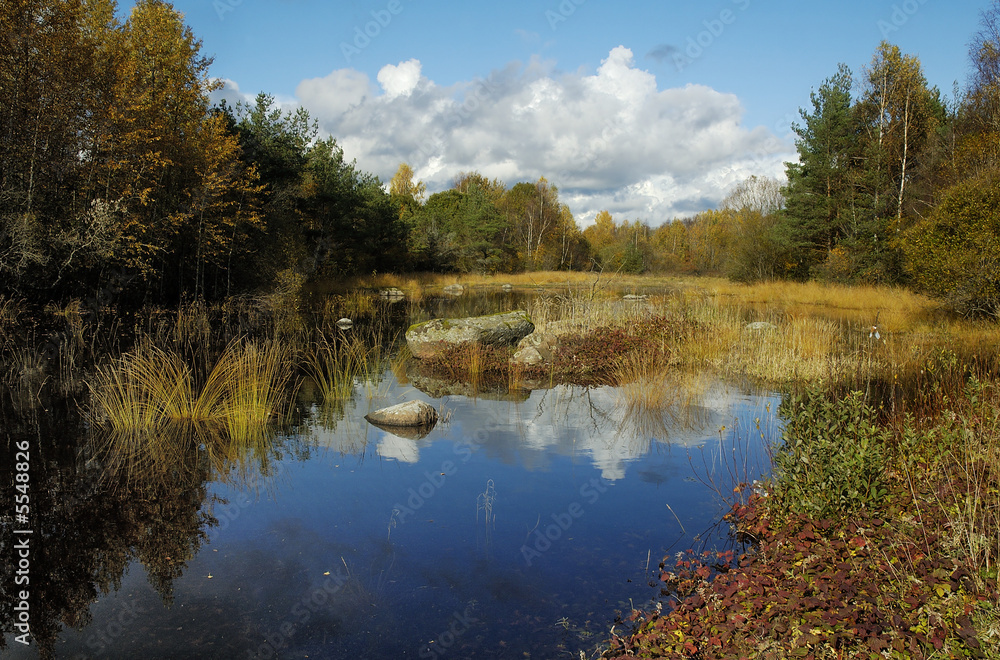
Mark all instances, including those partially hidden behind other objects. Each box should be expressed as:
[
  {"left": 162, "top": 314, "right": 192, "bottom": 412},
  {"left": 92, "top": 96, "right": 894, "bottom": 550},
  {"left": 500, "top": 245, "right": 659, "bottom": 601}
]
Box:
[
  {"left": 90, "top": 337, "right": 292, "bottom": 434},
  {"left": 914, "top": 378, "right": 1000, "bottom": 592},
  {"left": 611, "top": 355, "right": 713, "bottom": 440},
  {"left": 303, "top": 328, "right": 396, "bottom": 418}
]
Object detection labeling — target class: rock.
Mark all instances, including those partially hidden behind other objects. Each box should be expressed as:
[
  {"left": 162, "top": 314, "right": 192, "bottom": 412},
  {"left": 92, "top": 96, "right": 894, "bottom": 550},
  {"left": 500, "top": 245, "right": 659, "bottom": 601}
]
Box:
[
  {"left": 511, "top": 331, "right": 560, "bottom": 366},
  {"left": 336, "top": 317, "right": 353, "bottom": 328},
  {"left": 623, "top": 293, "right": 648, "bottom": 301},
  {"left": 365, "top": 400, "right": 438, "bottom": 428},
  {"left": 745, "top": 321, "right": 778, "bottom": 332},
  {"left": 443, "top": 284, "right": 465, "bottom": 296},
  {"left": 501, "top": 284, "right": 514, "bottom": 292},
  {"left": 406, "top": 310, "right": 535, "bottom": 360},
  {"left": 379, "top": 287, "right": 405, "bottom": 300}
]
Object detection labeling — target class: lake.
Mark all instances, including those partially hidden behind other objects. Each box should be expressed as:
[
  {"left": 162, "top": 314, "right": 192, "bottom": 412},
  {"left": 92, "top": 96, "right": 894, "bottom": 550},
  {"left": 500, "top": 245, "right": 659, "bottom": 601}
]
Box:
[{"left": 1, "top": 291, "right": 780, "bottom": 659}]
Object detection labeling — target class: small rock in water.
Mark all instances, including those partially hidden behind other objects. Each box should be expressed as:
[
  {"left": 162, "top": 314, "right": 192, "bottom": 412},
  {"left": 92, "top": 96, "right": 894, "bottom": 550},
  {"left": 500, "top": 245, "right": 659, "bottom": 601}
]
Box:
[
  {"left": 623, "top": 293, "right": 648, "bottom": 301},
  {"left": 501, "top": 284, "right": 514, "bottom": 292},
  {"left": 745, "top": 321, "right": 778, "bottom": 332},
  {"left": 365, "top": 400, "right": 438, "bottom": 428},
  {"left": 379, "top": 287, "right": 405, "bottom": 300},
  {"left": 336, "top": 317, "right": 353, "bottom": 328},
  {"left": 443, "top": 283, "right": 465, "bottom": 296}
]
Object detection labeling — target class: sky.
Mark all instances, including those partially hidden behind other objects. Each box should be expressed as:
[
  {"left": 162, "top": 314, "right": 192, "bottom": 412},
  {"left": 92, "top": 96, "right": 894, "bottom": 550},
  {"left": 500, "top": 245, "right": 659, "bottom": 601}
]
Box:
[{"left": 124, "top": 0, "right": 992, "bottom": 226}]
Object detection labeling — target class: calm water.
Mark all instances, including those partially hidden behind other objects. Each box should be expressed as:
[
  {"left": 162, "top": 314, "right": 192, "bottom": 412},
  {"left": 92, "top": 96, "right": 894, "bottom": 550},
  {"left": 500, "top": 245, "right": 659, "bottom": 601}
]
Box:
[{"left": 2, "top": 293, "right": 780, "bottom": 659}]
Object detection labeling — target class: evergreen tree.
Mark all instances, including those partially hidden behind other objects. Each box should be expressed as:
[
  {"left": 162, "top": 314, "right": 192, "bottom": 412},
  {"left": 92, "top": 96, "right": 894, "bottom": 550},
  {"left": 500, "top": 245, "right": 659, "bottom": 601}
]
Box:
[{"left": 782, "top": 64, "right": 856, "bottom": 276}]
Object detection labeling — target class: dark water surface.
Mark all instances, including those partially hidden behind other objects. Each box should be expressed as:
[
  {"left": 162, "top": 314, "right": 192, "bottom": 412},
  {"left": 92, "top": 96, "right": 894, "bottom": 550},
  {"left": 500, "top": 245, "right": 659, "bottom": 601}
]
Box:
[{"left": 2, "top": 292, "right": 780, "bottom": 659}]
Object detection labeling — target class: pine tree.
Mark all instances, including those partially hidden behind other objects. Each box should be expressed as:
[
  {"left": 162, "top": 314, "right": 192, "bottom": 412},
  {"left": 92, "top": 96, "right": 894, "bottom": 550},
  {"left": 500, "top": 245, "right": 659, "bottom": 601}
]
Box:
[{"left": 782, "top": 64, "right": 856, "bottom": 275}]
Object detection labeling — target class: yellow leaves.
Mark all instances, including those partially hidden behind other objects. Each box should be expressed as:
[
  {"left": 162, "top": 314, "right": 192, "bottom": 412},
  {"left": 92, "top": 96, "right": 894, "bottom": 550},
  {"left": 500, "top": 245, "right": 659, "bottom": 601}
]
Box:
[{"left": 389, "top": 162, "right": 426, "bottom": 202}]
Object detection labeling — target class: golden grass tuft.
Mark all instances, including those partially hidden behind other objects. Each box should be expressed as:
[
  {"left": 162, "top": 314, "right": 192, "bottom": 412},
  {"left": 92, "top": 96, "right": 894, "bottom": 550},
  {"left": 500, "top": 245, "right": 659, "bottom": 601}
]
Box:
[
  {"left": 303, "top": 333, "right": 391, "bottom": 408},
  {"left": 611, "top": 354, "right": 713, "bottom": 439},
  {"left": 90, "top": 338, "right": 292, "bottom": 435}
]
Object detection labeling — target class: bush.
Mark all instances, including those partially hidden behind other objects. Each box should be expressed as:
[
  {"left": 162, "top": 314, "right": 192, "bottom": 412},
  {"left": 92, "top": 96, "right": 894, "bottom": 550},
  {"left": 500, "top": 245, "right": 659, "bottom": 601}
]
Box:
[
  {"left": 902, "top": 169, "right": 1000, "bottom": 318},
  {"left": 770, "top": 387, "right": 889, "bottom": 520}
]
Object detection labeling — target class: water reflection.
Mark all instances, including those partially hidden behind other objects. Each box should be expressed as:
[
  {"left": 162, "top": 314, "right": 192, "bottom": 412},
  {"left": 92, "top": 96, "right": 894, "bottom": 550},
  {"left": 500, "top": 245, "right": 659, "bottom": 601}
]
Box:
[
  {"left": 0, "top": 402, "right": 215, "bottom": 659},
  {"left": 1, "top": 287, "right": 780, "bottom": 658},
  {"left": 309, "top": 374, "right": 746, "bottom": 482}
]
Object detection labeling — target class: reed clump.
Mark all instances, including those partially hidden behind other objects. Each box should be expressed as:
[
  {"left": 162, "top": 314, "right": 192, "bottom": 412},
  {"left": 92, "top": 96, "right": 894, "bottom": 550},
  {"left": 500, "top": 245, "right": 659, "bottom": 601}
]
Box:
[
  {"left": 89, "top": 337, "right": 292, "bottom": 436},
  {"left": 303, "top": 334, "right": 387, "bottom": 404}
]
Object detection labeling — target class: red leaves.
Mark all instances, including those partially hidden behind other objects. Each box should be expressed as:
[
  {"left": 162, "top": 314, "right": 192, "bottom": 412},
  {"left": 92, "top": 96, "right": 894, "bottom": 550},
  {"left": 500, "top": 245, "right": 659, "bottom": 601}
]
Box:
[{"left": 603, "top": 493, "right": 998, "bottom": 660}]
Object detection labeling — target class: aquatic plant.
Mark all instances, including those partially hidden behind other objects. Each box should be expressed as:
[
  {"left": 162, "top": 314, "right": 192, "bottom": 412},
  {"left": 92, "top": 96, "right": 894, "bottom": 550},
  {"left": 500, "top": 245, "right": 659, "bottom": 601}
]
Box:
[
  {"left": 477, "top": 479, "right": 497, "bottom": 554},
  {"left": 303, "top": 333, "right": 390, "bottom": 407},
  {"left": 217, "top": 340, "right": 293, "bottom": 441},
  {"left": 89, "top": 337, "right": 292, "bottom": 435}
]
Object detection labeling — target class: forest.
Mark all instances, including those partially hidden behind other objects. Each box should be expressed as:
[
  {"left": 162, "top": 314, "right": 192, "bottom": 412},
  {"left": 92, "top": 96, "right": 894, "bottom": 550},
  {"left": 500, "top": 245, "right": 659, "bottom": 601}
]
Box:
[{"left": 3, "top": 0, "right": 1000, "bottom": 318}]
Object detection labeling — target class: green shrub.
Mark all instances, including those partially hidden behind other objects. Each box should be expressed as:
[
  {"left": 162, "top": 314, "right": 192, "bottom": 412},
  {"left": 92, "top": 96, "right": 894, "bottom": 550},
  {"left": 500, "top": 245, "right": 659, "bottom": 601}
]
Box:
[{"left": 771, "top": 387, "right": 889, "bottom": 520}]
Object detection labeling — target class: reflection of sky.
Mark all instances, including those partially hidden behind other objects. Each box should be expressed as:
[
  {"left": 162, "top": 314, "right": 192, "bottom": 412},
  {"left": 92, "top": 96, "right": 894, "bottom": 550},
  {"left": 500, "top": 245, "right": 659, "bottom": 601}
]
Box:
[
  {"left": 376, "top": 431, "right": 421, "bottom": 463},
  {"left": 309, "top": 377, "right": 764, "bottom": 482},
  {"left": 41, "top": 372, "right": 782, "bottom": 659}
]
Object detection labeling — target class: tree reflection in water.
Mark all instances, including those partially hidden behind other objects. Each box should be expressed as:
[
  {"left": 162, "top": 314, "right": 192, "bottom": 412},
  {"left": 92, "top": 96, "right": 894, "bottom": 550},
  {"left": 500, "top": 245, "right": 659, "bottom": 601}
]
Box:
[{"left": 0, "top": 389, "right": 290, "bottom": 659}]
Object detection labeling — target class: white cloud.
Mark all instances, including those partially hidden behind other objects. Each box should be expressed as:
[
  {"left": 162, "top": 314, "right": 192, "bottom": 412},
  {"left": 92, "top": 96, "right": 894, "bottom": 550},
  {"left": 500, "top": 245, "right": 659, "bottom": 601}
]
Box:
[
  {"left": 287, "top": 47, "right": 794, "bottom": 226},
  {"left": 296, "top": 69, "right": 372, "bottom": 122},
  {"left": 376, "top": 58, "right": 423, "bottom": 98}
]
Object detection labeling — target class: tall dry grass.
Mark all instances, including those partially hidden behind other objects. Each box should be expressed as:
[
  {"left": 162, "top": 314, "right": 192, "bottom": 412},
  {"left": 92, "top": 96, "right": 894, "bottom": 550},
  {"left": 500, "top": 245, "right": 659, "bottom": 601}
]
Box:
[
  {"left": 610, "top": 353, "right": 713, "bottom": 439},
  {"left": 302, "top": 326, "right": 396, "bottom": 424},
  {"left": 89, "top": 337, "right": 292, "bottom": 435}
]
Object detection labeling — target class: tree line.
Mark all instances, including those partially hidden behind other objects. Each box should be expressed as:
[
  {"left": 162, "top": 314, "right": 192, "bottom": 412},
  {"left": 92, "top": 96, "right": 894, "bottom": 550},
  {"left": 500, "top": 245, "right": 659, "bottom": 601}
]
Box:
[{"left": 4, "top": 0, "right": 1000, "bottom": 318}]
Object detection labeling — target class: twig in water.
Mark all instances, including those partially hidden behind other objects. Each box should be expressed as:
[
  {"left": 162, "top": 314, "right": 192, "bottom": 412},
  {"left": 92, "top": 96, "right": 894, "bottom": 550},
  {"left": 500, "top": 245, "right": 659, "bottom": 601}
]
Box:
[{"left": 666, "top": 503, "right": 687, "bottom": 536}]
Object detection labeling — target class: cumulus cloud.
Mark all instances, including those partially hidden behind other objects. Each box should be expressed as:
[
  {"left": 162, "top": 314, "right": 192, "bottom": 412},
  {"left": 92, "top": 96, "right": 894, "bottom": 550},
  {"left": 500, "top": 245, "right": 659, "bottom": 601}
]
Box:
[
  {"left": 289, "top": 46, "right": 793, "bottom": 225},
  {"left": 376, "top": 58, "right": 423, "bottom": 98}
]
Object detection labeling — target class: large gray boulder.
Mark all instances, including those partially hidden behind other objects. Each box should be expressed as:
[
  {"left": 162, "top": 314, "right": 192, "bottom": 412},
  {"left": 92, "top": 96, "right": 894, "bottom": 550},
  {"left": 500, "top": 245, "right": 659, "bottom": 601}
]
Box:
[
  {"left": 365, "top": 400, "right": 438, "bottom": 428},
  {"left": 406, "top": 310, "right": 534, "bottom": 360}
]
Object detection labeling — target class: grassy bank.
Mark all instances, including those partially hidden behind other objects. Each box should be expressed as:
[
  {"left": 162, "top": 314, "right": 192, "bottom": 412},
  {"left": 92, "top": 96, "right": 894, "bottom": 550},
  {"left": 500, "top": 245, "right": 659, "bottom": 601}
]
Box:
[{"left": 398, "top": 271, "right": 1000, "bottom": 400}]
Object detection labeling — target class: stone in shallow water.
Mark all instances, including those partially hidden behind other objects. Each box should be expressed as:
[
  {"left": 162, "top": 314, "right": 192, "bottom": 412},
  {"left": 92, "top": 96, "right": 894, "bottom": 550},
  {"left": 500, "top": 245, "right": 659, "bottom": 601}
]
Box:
[
  {"left": 365, "top": 400, "right": 438, "bottom": 428},
  {"left": 405, "top": 310, "right": 534, "bottom": 360}
]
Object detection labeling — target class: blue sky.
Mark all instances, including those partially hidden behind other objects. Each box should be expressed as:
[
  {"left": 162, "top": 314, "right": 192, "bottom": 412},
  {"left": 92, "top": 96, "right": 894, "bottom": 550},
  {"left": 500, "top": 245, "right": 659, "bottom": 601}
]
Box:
[{"left": 128, "top": 0, "right": 991, "bottom": 225}]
